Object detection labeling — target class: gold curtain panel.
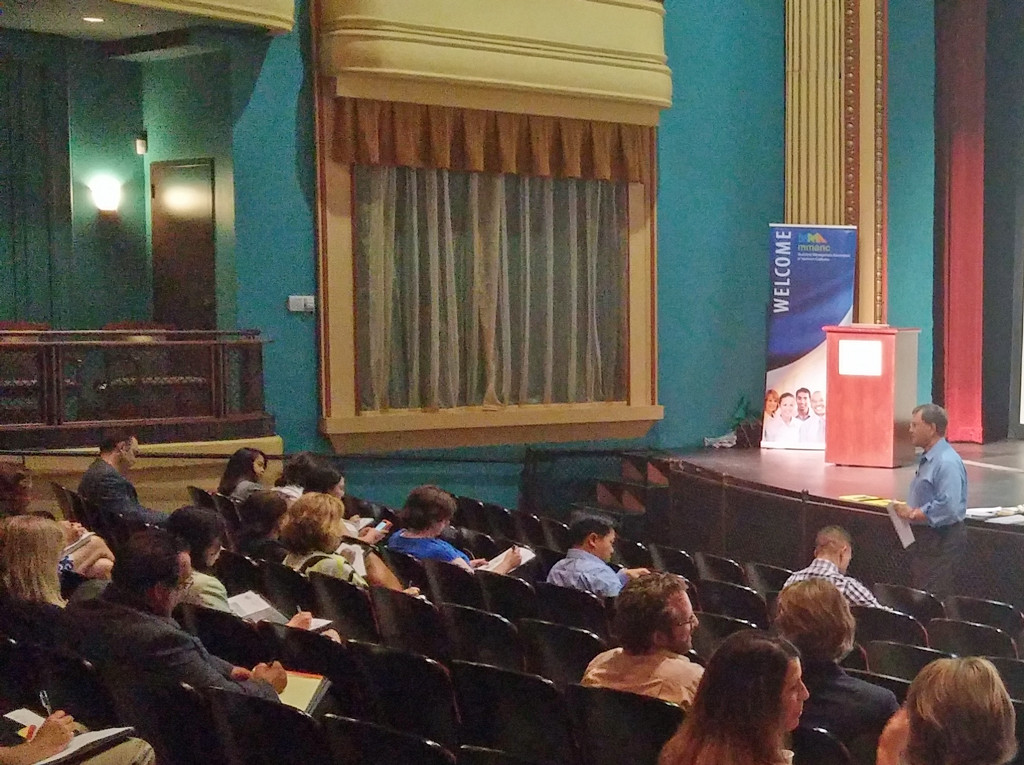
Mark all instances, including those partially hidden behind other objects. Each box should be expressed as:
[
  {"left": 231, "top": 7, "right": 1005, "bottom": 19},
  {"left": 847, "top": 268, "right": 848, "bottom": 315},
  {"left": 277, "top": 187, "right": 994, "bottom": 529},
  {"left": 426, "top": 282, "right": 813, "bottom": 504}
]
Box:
[{"left": 332, "top": 98, "right": 654, "bottom": 185}]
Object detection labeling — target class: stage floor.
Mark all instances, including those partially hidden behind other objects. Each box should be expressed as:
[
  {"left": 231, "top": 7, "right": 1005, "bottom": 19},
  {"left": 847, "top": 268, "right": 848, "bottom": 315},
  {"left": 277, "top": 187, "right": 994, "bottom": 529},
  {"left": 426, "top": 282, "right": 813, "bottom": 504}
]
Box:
[{"left": 677, "top": 440, "right": 1024, "bottom": 509}]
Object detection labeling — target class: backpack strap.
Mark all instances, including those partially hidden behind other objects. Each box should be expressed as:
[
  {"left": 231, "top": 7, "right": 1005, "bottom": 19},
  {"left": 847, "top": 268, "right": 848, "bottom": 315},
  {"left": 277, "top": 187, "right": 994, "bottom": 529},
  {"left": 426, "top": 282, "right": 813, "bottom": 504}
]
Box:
[{"left": 296, "top": 552, "right": 331, "bottom": 575}]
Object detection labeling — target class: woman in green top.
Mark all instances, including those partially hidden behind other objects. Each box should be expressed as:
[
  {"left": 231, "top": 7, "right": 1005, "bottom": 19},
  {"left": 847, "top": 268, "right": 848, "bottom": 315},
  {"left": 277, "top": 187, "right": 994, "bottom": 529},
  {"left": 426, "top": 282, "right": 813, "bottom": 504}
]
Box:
[{"left": 279, "top": 493, "right": 368, "bottom": 586}]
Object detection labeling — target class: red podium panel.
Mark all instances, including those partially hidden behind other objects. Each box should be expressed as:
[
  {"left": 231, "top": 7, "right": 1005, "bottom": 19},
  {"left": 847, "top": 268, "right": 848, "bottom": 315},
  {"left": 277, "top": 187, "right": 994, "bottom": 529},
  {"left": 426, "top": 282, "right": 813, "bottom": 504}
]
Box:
[{"left": 824, "top": 325, "right": 919, "bottom": 468}]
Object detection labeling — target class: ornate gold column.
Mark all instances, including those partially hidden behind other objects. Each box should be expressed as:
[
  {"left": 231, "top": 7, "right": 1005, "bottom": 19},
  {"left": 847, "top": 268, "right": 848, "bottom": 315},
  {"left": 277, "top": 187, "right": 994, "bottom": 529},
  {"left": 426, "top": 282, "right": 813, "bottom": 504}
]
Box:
[
  {"left": 785, "top": 0, "right": 888, "bottom": 322},
  {"left": 785, "top": 0, "right": 843, "bottom": 224}
]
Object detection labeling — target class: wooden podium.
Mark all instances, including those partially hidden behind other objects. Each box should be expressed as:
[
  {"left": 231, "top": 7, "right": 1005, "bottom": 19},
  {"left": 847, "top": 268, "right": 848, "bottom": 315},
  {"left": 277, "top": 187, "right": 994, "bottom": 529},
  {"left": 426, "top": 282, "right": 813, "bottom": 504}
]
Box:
[{"left": 823, "top": 325, "right": 919, "bottom": 468}]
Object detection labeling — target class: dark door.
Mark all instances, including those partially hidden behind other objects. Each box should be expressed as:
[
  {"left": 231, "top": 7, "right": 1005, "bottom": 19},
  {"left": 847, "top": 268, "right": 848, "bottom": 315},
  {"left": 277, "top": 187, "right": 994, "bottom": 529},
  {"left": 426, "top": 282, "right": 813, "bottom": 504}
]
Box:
[{"left": 151, "top": 159, "right": 216, "bottom": 330}]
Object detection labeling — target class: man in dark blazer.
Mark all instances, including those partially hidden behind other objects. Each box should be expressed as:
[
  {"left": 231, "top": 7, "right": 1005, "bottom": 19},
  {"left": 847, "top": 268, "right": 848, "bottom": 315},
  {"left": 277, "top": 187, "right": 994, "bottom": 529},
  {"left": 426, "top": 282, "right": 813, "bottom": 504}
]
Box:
[
  {"left": 77, "top": 430, "right": 167, "bottom": 527},
  {"left": 67, "top": 528, "right": 285, "bottom": 756}
]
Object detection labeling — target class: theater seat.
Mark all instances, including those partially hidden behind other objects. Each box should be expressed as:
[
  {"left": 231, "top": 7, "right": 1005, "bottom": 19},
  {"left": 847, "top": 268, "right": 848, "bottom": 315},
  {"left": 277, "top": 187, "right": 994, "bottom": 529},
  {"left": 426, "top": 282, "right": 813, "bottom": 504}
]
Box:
[
  {"left": 792, "top": 726, "right": 853, "bottom": 765},
  {"left": 346, "top": 641, "right": 459, "bottom": 750},
  {"left": 440, "top": 604, "right": 524, "bottom": 672},
  {"left": 518, "top": 618, "right": 607, "bottom": 688},
  {"left": 207, "top": 686, "right": 332, "bottom": 765},
  {"left": 476, "top": 569, "right": 538, "bottom": 623},
  {"left": 368, "top": 585, "right": 448, "bottom": 662},
  {"left": 214, "top": 550, "right": 261, "bottom": 597},
  {"left": 927, "top": 618, "right": 1018, "bottom": 659},
  {"left": 566, "top": 684, "right": 683, "bottom": 765},
  {"left": 324, "top": 715, "right": 456, "bottom": 765},
  {"left": 691, "top": 612, "right": 757, "bottom": 663},
  {"left": 845, "top": 668, "right": 910, "bottom": 705},
  {"left": 850, "top": 606, "right": 928, "bottom": 648},
  {"left": 534, "top": 582, "right": 610, "bottom": 640},
  {"left": 695, "top": 580, "right": 769, "bottom": 629},
  {"left": 259, "top": 560, "right": 316, "bottom": 614},
  {"left": 309, "top": 571, "right": 380, "bottom": 643},
  {"left": 865, "top": 641, "right": 951, "bottom": 682},
  {"left": 450, "top": 659, "right": 578, "bottom": 765},
  {"left": 872, "top": 583, "right": 945, "bottom": 624},
  {"left": 945, "top": 595, "right": 1024, "bottom": 643},
  {"left": 649, "top": 544, "right": 699, "bottom": 582},
  {"left": 694, "top": 551, "right": 747, "bottom": 585}
]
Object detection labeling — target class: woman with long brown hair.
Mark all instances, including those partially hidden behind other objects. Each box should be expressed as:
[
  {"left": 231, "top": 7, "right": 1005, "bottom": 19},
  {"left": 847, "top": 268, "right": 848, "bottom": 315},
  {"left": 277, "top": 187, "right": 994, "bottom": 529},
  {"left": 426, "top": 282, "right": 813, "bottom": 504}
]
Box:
[{"left": 659, "top": 630, "right": 809, "bottom": 765}]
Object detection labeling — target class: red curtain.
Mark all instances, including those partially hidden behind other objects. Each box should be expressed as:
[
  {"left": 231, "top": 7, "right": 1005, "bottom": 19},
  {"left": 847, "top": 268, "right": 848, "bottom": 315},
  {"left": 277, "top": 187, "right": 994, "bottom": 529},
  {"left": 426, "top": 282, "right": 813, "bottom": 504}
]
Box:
[{"left": 935, "top": 0, "right": 986, "bottom": 442}]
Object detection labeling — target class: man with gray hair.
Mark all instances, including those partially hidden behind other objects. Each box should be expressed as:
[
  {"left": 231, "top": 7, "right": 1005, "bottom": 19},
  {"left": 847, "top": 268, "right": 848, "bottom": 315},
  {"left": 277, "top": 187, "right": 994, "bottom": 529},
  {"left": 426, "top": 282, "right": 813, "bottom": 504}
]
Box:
[{"left": 892, "top": 403, "right": 967, "bottom": 596}]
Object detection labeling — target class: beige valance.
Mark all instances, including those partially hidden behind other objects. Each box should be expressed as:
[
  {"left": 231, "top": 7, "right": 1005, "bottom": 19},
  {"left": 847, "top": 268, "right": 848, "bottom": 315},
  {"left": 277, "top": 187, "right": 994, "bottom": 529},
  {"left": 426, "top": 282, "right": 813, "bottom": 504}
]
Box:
[{"left": 333, "top": 98, "right": 654, "bottom": 185}]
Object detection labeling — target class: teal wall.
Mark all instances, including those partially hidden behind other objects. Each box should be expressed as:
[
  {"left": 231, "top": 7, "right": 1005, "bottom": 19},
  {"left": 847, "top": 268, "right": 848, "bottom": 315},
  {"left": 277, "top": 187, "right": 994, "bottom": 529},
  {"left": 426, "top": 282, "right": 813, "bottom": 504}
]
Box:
[
  {"left": 67, "top": 47, "right": 148, "bottom": 328},
  {"left": 142, "top": 50, "right": 236, "bottom": 328},
  {"left": 652, "top": 0, "right": 786, "bottom": 449},
  {"left": 0, "top": 4, "right": 943, "bottom": 507},
  {"left": 0, "top": 30, "right": 149, "bottom": 329},
  {"left": 887, "top": 0, "right": 936, "bottom": 405},
  {"left": 229, "top": 6, "right": 324, "bottom": 455},
  {"left": 0, "top": 31, "right": 70, "bottom": 325}
]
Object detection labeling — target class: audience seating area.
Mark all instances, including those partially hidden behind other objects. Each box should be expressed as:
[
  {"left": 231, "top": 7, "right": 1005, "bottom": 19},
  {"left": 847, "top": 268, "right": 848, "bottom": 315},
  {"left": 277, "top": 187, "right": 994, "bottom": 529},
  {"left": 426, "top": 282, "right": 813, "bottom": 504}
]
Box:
[{"left": 13, "top": 479, "right": 1024, "bottom": 765}]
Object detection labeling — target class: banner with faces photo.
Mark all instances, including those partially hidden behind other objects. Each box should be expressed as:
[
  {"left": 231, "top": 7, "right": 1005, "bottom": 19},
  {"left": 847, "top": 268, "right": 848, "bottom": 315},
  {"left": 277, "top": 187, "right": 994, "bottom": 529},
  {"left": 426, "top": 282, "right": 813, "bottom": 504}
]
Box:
[{"left": 762, "top": 224, "right": 857, "bottom": 450}]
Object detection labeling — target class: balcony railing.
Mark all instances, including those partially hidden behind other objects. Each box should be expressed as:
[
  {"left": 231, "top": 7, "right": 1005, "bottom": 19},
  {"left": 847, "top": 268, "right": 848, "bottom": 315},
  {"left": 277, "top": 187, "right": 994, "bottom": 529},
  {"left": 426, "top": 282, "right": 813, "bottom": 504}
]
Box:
[{"left": 0, "top": 330, "right": 274, "bottom": 449}]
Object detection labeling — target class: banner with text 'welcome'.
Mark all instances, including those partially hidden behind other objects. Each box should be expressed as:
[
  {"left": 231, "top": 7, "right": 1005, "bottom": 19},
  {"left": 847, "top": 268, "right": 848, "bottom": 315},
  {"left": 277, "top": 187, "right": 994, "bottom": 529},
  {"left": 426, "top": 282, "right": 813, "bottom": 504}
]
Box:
[{"left": 761, "top": 224, "right": 856, "bottom": 450}]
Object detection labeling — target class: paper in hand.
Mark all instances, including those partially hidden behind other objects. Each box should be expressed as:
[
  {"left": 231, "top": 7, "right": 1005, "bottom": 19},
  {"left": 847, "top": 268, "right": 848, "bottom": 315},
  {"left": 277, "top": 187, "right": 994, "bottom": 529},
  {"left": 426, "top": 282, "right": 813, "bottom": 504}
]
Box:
[{"left": 886, "top": 502, "right": 916, "bottom": 549}]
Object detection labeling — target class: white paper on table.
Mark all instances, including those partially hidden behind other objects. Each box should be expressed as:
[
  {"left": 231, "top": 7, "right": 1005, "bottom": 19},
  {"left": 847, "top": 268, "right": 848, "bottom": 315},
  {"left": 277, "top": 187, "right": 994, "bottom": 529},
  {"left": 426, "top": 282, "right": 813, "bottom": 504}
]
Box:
[
  {"left": 886, "top": 502, "right": 916, "bottom": 549},
  {"left": 479, "top": 546, "right": 536, "bottom": 573}
]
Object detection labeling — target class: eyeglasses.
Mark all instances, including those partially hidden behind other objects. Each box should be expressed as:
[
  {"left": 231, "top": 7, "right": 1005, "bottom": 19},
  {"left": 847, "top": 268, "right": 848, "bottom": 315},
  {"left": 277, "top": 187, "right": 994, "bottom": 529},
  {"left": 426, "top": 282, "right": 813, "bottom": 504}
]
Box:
[{"left": 669, "top": 613, "right": 699, "bottom": 629}]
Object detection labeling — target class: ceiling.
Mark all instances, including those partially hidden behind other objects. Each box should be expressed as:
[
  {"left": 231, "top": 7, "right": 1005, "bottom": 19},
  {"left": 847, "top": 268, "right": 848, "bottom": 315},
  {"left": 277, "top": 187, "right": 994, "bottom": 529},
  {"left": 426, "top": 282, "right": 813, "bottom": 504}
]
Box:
[{"left": 0, "top": 0, "right": 233, "bottom": 42}]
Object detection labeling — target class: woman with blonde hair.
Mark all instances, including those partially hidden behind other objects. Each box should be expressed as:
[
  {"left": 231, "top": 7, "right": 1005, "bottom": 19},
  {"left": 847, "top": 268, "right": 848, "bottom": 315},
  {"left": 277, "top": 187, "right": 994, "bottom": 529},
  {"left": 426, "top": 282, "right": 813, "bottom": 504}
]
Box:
[
  {"left": 658, "top": 630, "right": 809, "bottom": 765},
  {"left": 0, "top": 462, "right": 114, "bottom": 581},
  {"left": 0, "top": 515, "right": 76, "bottom": 651},
  {"left": 0, "top": 514, "right": 65, "bottom": 606},
  {"left": 774, "top": 579, "right": 897, "bottom": 756},
  {"left": 877, "top": 656, "right": 1016, "bottom": 765},
  {"left": 279, "top": 492, "right": 368, "bottom": 586},
  {"left": 280, "top": 492, "right": 414, "bottom": 592}
]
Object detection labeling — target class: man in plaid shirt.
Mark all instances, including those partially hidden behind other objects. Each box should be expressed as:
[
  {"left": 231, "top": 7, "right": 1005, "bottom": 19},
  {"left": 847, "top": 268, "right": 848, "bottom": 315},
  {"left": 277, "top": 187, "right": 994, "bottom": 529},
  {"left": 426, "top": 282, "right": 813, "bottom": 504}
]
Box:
[{"left": 783, "top": 526, "right": 881, "bottom": 608}]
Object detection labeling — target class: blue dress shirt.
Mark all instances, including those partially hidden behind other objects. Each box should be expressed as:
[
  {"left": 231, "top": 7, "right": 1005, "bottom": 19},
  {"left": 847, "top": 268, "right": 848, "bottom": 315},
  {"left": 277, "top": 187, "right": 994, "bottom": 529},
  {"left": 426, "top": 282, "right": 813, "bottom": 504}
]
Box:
[
  {"left": 546, "top": 548, "right": 629, "bottom": 597},
  {"left": 908, "top": 438, "right": 967, "bottom": 528}
]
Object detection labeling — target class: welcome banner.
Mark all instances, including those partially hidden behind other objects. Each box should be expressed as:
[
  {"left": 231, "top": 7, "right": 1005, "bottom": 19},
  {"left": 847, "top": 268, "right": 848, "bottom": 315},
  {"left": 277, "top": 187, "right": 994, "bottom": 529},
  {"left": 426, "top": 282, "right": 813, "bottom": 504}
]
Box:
[{"left": 762, "top": 224, "right": 857, "bottom": 450}]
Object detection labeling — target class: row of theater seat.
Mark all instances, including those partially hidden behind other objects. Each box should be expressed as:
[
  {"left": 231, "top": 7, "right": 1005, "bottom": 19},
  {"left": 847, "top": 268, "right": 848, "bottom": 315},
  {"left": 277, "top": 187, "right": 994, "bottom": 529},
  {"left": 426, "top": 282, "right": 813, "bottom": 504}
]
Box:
[
  {"left": 42, "top": 479, "right": 1024, "bottom": 764},
  {"left": 0, "top": 625, "right": 682, "bottom": 765}
]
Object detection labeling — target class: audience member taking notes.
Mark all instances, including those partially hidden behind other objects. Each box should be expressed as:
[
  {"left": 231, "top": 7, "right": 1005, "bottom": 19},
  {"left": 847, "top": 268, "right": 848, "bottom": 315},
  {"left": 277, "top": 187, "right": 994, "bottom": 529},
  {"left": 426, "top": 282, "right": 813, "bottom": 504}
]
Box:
[
  {"left": 546, "top": 516, "right": 648, "bottom": 597},
  {"left": 66, "top": 528, "right": 288, "bottom": 744},
  {"left": 0, "top": 709, "right": 153, "bottom": 765},
  {"left": 388, "top": 485, "right": 523, "bottom": 574}
]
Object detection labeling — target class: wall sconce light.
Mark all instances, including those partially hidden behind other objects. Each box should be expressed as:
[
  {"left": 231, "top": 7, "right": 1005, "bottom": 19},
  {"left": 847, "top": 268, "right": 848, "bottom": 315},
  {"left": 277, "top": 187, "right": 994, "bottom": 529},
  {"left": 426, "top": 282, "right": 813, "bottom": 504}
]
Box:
[
  {"left": 135, "top": 132, "right": 148, "bottom": 155},
  {"left": 88, "top": 175, "right": 122, "bottom": 213}
]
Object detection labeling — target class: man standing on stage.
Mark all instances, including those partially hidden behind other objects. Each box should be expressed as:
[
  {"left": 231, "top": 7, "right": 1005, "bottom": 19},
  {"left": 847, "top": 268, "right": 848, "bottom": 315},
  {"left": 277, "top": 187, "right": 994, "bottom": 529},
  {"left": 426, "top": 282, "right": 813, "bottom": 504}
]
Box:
[{"left": 892, "top": 403, "right": 967, "bottom": 597}]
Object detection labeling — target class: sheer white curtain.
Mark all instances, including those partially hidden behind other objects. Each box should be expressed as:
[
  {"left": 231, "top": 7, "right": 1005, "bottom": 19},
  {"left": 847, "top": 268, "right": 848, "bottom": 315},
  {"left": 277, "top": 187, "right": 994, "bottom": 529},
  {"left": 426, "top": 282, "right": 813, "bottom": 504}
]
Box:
[{"left": 354, "top": 165, "right": 627, "bottom": 411}]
